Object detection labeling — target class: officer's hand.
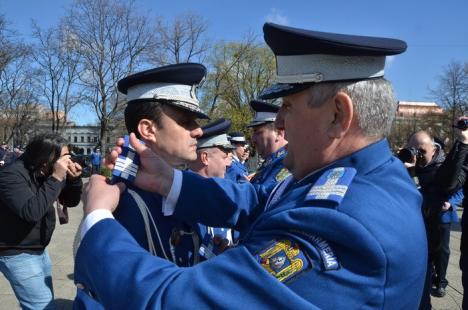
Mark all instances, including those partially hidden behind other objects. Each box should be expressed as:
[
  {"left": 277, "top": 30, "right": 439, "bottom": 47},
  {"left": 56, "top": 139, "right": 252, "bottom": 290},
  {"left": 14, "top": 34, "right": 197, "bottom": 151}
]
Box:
[
  {"left": 82, "top": 175, "right": 126, "bottom": 215},
  {"left": 442, "top": 201, "right": 451, "bottom": 211},
  {"left": 128, "top": 133, "right": 174, "bottom": 196},
  {"left": 67, "top": 161, "right": 83, "bottom": 179},
  {"left": 455, "top": 116, "right": 468, "bottom": 144},
  {"left": 52, "top": 155, "right": 72, "bottom": 181},
  {"left": 247, "top": 172, "right": 256, "bottom": 181},
  {"left": 103, "top": 137, "right": 125, "bottom": 170},
  {"left": 212, "top": 235, "right": 231, "bottom": 253}
]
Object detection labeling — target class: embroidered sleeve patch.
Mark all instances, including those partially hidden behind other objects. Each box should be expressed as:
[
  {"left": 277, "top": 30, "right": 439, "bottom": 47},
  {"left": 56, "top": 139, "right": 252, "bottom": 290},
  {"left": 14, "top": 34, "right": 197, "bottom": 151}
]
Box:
[
  {"left": 275, "top": 167, "right": 290, "bottom": 182},
  {"left": 256, "top": 239, "right": 311, "bottom": 282},
  {"left": 305, "top": 167, "right": 356, "bottom": 205}
]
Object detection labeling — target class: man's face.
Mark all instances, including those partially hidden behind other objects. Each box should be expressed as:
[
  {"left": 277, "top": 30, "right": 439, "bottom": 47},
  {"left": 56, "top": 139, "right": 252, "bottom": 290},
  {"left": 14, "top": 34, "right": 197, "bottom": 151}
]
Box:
[
  {"left": 251, "top": 124, "right": 277, "bottom": 158},
  {"left": 276, "top": 89, "right": 331, "bottom": 179},
  {"left": 233, "top": 143, "right": 246, "bottom": 159},
  {"left": 240, "top": 149, "right": 250, "bottom": 162},
  {"left": 408, "top": 134, "right": 436, "bottom": 167},
  {"left": 153, "top": 106, "right": 202, "bottom": 166},
  {"left": 205, "top": 147, "right": 230, "bottom": 178}
]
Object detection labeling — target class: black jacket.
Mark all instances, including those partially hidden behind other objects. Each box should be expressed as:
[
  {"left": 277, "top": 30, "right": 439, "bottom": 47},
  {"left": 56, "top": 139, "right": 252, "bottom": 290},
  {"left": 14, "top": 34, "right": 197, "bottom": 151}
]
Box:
[
  {"left": 0, "top": 158, "right": 82, "bottom": 255},
  {"left": 415, "top": 147, "right": 447, "bottom": 254},
  {"left": 437, "top": 141, "right": 468, "bottom": 256}
]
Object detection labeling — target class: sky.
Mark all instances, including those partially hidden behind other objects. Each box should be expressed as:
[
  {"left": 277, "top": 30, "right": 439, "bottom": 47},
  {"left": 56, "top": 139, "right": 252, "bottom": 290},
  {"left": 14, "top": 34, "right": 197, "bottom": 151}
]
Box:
[{"left": 1, "top": 0, "right": 467, "bottom": 125}]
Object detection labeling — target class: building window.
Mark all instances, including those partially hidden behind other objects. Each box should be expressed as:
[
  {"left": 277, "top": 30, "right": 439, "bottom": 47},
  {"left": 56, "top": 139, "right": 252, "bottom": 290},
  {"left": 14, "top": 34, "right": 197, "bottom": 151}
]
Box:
[
  {"left": 94, "top": 137, "right": 97, "bottom": 143},
  {"left": 87, "top": 148, "right": 91, "bottom": 154},
  {"left": 106, "top": 137, "right": 110, "bottom": 143},
  {"left": 87, "top": 136, "right": 91, "bottom": 143},
  {"left": 74, "top": 136, "right": 77, "bottom": 143},
  {"left": 81, "top": 136, "right": 84, "bottom": 142},
  {"left": 68, "top": 136, "right": 71, "bottom": 142}
]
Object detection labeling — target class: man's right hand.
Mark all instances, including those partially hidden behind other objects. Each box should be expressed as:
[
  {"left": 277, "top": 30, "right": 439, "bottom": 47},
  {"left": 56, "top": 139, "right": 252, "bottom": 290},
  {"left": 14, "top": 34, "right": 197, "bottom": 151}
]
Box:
[{"left": 104, "top": 133, "right": 174, "bottom": 196}]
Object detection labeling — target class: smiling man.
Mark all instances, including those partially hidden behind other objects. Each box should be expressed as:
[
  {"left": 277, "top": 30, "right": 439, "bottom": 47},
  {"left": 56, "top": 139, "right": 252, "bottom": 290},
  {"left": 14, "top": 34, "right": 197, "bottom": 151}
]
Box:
[{"left": 75, "top": 23, "right": 427, "bottom": 309}]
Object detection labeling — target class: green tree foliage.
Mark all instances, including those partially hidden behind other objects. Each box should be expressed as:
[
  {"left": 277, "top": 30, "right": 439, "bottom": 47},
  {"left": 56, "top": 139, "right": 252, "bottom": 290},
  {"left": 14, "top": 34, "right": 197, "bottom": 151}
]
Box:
[{"left": 201, "top": 36, "right": 276, "bottom": 135}]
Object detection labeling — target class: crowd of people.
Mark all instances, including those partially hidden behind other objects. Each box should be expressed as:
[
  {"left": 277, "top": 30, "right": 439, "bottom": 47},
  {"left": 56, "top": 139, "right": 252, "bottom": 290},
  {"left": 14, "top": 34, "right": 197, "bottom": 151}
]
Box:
[
  {"left": 0, "top": 21, "right": 468, "bottom": 309},
  {"left": 0, "top": 143, "right": 24, "bottom": 167}
]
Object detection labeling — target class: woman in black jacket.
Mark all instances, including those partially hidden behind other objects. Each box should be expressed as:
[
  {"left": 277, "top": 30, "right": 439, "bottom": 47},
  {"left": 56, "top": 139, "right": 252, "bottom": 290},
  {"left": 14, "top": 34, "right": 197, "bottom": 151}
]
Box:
[{"left": 0, "top": 133, "right": 82, "bottom": 310}]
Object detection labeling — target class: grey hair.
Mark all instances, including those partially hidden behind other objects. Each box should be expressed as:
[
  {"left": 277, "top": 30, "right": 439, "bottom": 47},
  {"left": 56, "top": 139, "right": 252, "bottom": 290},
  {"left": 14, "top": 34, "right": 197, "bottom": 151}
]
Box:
[{"left": 307, "top": 78, "right": 397, "bottom": 138}]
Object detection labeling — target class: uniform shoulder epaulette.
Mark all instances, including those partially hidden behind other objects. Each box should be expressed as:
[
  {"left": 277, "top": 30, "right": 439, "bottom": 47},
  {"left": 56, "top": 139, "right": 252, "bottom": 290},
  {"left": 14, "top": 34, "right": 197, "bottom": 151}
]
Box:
[{"left": 305, "top": 167, "right": 356, "bottom": 206}]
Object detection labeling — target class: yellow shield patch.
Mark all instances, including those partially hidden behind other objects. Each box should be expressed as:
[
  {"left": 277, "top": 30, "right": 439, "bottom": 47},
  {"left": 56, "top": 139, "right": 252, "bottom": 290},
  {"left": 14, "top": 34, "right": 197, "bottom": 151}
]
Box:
[{"left": 257, "top": 239, "right": 310, "bottom": 282}]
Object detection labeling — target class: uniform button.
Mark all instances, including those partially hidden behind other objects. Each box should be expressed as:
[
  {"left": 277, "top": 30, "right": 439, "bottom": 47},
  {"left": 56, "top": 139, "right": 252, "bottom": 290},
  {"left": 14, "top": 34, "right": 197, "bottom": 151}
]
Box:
[{"left": 76, "top": 283, "right": 85, "bottom": 290}]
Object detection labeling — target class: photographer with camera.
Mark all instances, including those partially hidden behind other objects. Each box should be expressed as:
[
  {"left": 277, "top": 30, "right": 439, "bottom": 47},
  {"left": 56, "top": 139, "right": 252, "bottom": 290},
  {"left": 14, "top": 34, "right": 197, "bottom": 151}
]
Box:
[
  {"left": 0, "top": 133, "right": 82, "bottom": 309},
  {"left": 399, "top": 131, "right": 450, "bottom": 308},
  {"left": 436, "top": 117, "right": 468, "bottom": 309}
]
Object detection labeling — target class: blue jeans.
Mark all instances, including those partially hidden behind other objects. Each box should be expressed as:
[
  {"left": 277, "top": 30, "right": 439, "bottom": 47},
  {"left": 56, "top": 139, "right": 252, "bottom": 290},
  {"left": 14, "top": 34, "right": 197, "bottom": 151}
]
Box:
[{"left": 0, "top": 250, "right": 55, "bottom": 310}]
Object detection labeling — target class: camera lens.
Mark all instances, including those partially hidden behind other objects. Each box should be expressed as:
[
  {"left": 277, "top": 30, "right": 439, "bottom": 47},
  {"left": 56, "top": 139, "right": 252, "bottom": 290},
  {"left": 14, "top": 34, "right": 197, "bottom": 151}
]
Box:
[{"left": 453, "top": 119, "right": 468, "bottom": 131}]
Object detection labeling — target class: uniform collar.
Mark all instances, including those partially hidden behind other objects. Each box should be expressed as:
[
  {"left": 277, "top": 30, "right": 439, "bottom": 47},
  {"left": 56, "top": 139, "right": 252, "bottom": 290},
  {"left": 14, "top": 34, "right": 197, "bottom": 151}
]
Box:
[{"left": 264, "top": 146, "right": 288, "bottom": 166}]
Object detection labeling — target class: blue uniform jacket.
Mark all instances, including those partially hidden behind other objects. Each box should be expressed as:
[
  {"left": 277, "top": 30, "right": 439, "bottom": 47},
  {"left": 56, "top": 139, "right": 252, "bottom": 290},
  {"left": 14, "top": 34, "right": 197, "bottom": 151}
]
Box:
[
  {"left": 74, "top": 139, "right": 427, "bottom": 309},
  {"left": 73, "top": 185, "right": 202, "bottom": 309},
  {"left": 113, "top": 184, "right": 201, "bottom": 266},
  {"left": 225, "top": 158, "right": 248, "bottom": 183},
  {"left": 251, "top": 146, "right": 289, "bottom": 205}
]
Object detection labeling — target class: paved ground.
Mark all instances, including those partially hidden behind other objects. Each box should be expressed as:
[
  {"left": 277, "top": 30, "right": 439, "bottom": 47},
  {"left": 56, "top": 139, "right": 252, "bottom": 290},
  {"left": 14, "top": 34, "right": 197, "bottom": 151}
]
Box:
[{"left": 0, "top": 204, "right": 465, "bottom": 309}]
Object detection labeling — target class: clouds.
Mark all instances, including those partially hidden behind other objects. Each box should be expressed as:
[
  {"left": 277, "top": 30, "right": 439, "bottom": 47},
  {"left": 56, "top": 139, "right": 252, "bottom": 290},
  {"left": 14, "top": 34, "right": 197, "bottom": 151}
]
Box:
[{"left": 265, "top": 8, "right": 288, "bottom": 25}]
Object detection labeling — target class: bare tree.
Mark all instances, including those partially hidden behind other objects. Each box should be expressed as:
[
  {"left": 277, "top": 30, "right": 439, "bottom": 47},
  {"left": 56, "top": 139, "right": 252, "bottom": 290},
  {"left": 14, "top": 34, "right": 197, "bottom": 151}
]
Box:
[
  {"left": 65, "top": 0, "right": 152, "bottom": 150},
  {"left": 430, "top": 60, "right": 468, "bottom": 141},
  {"left": 0, "top": 44, "right": 40, "bottom": 146},
  {"left": 149, "top": 12, "right": 210, "bottom": 65},
  {"left": 0, "top": 15, "right": 19, "bottom": 73},
  {"left": 32, "top": 22, "right": 83, "bottom": 132}
]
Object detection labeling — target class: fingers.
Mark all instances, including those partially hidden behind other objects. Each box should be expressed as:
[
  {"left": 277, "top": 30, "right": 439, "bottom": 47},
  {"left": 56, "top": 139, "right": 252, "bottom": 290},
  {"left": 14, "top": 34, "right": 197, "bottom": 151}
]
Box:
[
  {"left": 83, "top": 175, "right": 125, "bottom": 215},
  {"left": 103, "top": 148, "right": 121, "bottom": 169},
  {"left": 67, "top": 162, "right": 83, "bottom": 178},
  {"left": 129, "top": 132, "right": 147, "bottom": 155}
]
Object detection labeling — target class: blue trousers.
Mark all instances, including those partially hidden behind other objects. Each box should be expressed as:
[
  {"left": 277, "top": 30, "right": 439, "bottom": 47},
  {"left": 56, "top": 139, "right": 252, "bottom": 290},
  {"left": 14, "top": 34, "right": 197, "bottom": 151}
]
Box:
[{"left": 0, "top": 250, "right": 55, "bottom": 310}]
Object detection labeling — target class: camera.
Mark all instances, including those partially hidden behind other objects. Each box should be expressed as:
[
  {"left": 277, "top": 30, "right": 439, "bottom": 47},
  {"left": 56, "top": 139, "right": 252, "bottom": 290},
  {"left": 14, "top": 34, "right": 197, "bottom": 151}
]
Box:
[
  {"left": 397, "top": 147, "right": 421, "bottom": 163},
  {"left": 453, "top": 119, "right": 468, "bottom": 131}
]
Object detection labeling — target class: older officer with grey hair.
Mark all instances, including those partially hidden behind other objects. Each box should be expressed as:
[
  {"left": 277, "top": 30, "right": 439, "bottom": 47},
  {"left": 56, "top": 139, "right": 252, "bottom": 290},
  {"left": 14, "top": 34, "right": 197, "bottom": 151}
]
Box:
[
  {"left": 188, "top": 118, "right": 238, "bottom": 258},
  {"left": 75, "top": 23, "right": 426, "bottom": 309}
]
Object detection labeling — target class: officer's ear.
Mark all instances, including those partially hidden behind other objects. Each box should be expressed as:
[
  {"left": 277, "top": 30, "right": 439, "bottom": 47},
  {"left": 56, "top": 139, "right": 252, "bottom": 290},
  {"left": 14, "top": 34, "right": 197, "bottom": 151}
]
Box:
[
  {"left": 200, "top": 150, "right": 209, "bottom": 166},
  {"left": 328, "top": 91, "right": 354, "bottom": 139},
  {"left": 137, "top": 119, "right": 157, "bottom": 142},
  {"left": 274, "top": 128, "right": 285, "bottom": 141}
]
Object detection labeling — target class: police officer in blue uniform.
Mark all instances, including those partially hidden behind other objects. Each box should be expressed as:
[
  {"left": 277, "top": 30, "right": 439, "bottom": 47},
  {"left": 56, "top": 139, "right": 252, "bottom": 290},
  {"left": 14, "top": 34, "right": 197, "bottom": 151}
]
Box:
[
  {"left": 75, "top": 23, "right": 427, "bottom": 309},
  {"left": 187, "top": 118, "right": 239, "bottom": 258},
  {"left": 73, "top": 63, "right": 209, "bottom": 309},
  {"left": 248, "top": 99, "right": 289, "bottom": 204},
  {"left": 225, "top": 132, "right": 249, "bottom": 182}
]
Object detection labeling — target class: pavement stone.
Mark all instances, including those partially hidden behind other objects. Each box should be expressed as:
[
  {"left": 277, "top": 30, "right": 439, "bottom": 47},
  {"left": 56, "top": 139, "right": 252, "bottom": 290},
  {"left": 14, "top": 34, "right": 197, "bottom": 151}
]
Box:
[{"left": 0, "top": 196, "right": 466, "bottom": 309}]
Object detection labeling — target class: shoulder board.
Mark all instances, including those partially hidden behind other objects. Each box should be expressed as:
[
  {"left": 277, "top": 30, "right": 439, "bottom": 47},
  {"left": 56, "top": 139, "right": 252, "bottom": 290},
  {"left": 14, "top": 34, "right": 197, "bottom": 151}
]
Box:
[{"left": 305, "top": 167, "right": 356, "bottom": 205}]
